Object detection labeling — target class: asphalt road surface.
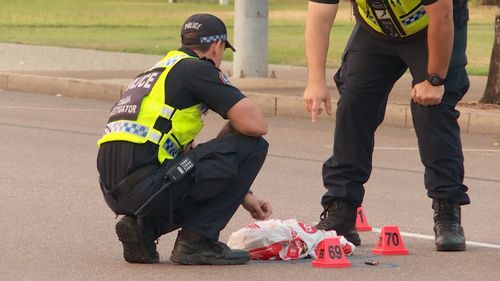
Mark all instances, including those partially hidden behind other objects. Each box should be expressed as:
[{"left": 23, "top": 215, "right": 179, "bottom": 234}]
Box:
[{"left": 1, "top": 90, "right": 499, "bottom": 281}]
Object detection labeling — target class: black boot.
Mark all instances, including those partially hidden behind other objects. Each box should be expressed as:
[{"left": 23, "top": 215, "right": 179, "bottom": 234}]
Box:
[
  {"left": 433, "top": 199, "right": 466, "bottom": 251},
  {"left": 315, "top": 199, "right": 361, "bottom": 246},
  {"left": 115, "top": 216, "right": 160, "bottom": 263},
  {"left": 170, "top": 229, "right": 250, "bottom": 265}
]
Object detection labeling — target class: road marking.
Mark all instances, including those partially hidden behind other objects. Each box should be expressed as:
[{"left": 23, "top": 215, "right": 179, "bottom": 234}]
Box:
[
  {"left": 372, "top": 227, "right": 500, "bottom": 250},
  {"left": 323, "top": 145, "right": 500, "bottom": 153},
  {"left": 374, "top": 147, "right": 500, "bottom": 153}
]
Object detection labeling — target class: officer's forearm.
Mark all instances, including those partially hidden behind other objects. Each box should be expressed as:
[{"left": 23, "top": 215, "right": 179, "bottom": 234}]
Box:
[
  {"left": 305, "top": 1, "right": 338, "bottom": 85},
  {"left": 425, "top": 0, "right": 454, "bottom": 77}
]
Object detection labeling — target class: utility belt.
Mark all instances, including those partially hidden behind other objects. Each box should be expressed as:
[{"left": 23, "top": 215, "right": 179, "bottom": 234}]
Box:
[
  {"left": 99, "top": 150, "right": 199, "bottom": 217},
  {"left": 113, "top": 164, "right": 159, "bottom": 201},
  {"left": 99, "top": 164, "right": 159, "bottom": 215}
]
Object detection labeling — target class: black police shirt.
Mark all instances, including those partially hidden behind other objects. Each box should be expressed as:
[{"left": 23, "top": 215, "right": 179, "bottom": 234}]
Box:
[{"left": 97, "top": 47, "right": 245, "bottom": 187}]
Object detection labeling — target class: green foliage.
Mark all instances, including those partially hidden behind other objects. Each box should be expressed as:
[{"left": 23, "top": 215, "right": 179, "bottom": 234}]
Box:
[{"left": 0, "top": 0, "right": 495, "bottom": 75}]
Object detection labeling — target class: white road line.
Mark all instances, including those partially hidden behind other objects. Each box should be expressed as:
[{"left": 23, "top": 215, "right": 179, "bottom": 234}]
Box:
[
  {"left": 323, "top": 145, "right": 500, "bottom": 153},
  {"left": 374, "top": 147, "right": 500, "bottom": 153},
  {"left": 371, "top": 227, "right": 500, "bottom": 250}
]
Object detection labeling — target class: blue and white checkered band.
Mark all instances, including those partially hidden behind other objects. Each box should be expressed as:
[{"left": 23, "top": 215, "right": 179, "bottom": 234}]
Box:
[
  {"left": 402, "top": 9, "right": 426, "bottom": 26},
  {"left": 105, "top": 121, "right": 148, "bottom": 138},
  {"left": 163, "top": 138, "right": 180, "bottom": 158},
  {"left": 200, "top": 34, "right": 227, "bottom": 44}
]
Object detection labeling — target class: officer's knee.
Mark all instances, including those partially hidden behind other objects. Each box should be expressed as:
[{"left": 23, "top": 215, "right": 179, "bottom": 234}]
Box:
[
  {"left": 242, "top": 134, "right": 268, "bottom": 152},
  {"left": 233, "top": 134, "right": 269, "bottom": 161}
]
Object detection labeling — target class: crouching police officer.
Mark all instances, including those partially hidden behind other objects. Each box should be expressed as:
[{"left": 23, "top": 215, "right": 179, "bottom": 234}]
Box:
[{"left": 97, "top": 13, "right": 272, "bottom": 265}]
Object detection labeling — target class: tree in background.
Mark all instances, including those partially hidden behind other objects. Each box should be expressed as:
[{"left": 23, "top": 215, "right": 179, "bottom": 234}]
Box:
[
  {"left": 480, "top": 0, "right": 496, "bottom": 5},
  {"left": 481, "top": 6, "right": 500, "bottom": 105}
]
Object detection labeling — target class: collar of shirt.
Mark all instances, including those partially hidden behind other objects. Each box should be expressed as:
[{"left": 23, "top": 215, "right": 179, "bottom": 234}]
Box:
[{"left": 178, "top": 47, "right": 216, "bottom": 66}]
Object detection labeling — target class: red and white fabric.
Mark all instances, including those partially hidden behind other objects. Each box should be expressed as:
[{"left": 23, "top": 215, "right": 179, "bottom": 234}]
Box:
[{"left": 227, "top": 219, "right": 355, "bottom": 260}]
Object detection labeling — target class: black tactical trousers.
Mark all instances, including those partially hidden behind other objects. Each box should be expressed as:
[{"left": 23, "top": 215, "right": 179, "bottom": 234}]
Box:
[
  {"left": 107, "top": 133, "right": 268, "bottom": 240},
  {"left": 321, "top": 4, "right": 471, "bottom": 207}
]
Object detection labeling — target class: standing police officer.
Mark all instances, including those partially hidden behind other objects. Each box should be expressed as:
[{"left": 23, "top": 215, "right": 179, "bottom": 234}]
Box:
[
  {"left": 303, "top": 0, "right": 470, "bottom": 251},
  {"left": 97, "top": 13, "right": 272, "bottom": 265}
]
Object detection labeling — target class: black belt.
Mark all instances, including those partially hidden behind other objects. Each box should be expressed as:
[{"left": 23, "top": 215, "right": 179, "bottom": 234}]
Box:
[{"left": 109, "top": 164, "right": 159, "bottom": 200}]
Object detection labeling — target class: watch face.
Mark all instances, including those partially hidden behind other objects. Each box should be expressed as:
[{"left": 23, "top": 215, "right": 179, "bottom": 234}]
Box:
[
  {"left": 431, "top": 76, "right": 440, "bottom": 85},
  {"left": 427, "top": 74, "right": 445, "bottom": 86}
]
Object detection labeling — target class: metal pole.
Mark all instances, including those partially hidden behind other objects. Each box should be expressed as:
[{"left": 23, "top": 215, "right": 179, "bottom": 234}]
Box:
[
  {"left": 219, "top": 0, "right": 229, "bottom": 5},
  {"left": 233, "top": 0, "right": 268, "bottom": 78}
]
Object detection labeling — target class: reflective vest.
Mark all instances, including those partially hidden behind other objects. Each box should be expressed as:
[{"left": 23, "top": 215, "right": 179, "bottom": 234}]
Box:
[
  {"left": 355, "top": 0, "right": 429, "bottom": 38},
  {"left": 97, "top": 50, "right": 205, "bottom": 164}
]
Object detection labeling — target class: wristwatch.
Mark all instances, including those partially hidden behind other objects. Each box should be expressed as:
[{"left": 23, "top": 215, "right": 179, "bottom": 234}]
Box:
[{"left": 426, "top": 73, "right": 446, "bottom": 86}]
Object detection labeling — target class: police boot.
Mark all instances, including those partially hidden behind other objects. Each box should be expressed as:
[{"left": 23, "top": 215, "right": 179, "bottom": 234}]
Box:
[
  {"left": 433, "top": 199, "right": 466, "bottom": 251},
  {"left": 316, "top": 199, "right": 361, "bottom": 246},
  {"left": 170, "top": 229, "right": 250, "bottom": 265},
  {"left": 115, "top": 216, "right": 160, "bottom": 263}
]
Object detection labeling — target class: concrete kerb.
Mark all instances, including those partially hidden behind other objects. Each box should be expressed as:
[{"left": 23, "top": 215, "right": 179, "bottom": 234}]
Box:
[
  {"left": 1, "top": 72, "right": 123, "bottom": 101},
  {"left": 465, "top": 109, "right": 500, "bottom": 135},
  {"left": 1, "top": 71, "right": 500, "bottom": 136},
  {"left": 68, "top": 79, "right": 123, "bottom": 101},
  {"left": 8, "top": 73, "right": 65, "bottom": 96},
  {"left": 0, "top": 73, "right": 7, "bottom": 89},
  {"left": 275, "top": 94, "right": 311, "bottom": 120},
  {"left": 245, "top": 92, "right": 277, "bottom": 117},
  {"left": 248, "top": 93, "right": 500, "bottom": 135}
]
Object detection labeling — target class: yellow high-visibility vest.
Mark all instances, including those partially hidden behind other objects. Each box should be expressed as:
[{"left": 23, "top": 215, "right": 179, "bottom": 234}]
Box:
[
  {"left": 355, "top": 0, "right": 429, "bottom": 38},
  {"left": 98, "top": 50, "right": 205, "bottom": 164}
]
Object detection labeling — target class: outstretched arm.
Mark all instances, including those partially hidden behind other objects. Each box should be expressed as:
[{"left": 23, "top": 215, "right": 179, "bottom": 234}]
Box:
[{"left": 303, "top": 1, "right": 339, "bottom": 123}]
